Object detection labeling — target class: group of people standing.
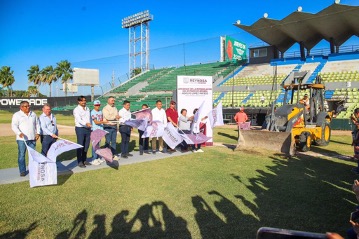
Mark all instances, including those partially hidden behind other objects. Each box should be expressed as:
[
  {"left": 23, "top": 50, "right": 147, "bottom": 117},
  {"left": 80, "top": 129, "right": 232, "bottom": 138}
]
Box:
[
  {"left": 11, "top": 101, "right": 58, "bottom": 176},
  {"left": 10, "top": 95, "right": 208, "bottom": 176},
  {"left": 74, "top": 96, "right": 208, "bottom": 168},
  {"left": 73, "top": 95, "right": 133, "bottom": 168}
]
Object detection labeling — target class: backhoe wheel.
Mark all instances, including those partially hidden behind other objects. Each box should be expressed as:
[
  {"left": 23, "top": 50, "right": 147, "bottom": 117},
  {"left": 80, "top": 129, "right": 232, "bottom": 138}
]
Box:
[
  {"left": 298, "top": 132, "right": 311, "bottom": 152},
  {"left": 315, "top": 122, "right": 331, "bottom": 146}
]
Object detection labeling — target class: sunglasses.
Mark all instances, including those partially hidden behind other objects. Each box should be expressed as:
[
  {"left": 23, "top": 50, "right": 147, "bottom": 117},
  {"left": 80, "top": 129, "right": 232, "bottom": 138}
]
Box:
[{"left": 51, "top": 120, "right": 54, "bottom": 126}]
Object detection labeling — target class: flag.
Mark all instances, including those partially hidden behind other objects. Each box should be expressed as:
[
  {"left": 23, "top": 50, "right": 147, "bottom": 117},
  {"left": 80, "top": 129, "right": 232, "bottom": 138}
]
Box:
[
  {"left": 185, "top": 133, "right": 212, "bottom": 145},
  {"left": 95, "top": 148, "right": 113, "bottom": 163},
  {"left": 27, "top": 145, "right": 57, "bottom": 188},
  {"left": 47, "top": 139, "right": 83, "bottom": 160},
  {"left": 124, "top": 119, "right": 145, "bottom": 129},
  {"left": 90, "top": 129, "right": 108, "bottom": 151},
  {"left": 142, "top": 121, "right": 165, "bottom": 138},
  {"left": 138, "top": 119, "right": 148, "bottom": 132},
  {"left": 191, "top": 101, "right": 205, "bottom": 133},
  {"left": 132, "top": 108, "right": 152, "bottom": 121},
  {"left": 179, "top": 132, "right": 194, "bottom": 144},
  {"left": 162, "top": 123, "right": 183, "bottom": 149},
  {"left": 208, "top": 101, "right": 224, "bottom": 128}
]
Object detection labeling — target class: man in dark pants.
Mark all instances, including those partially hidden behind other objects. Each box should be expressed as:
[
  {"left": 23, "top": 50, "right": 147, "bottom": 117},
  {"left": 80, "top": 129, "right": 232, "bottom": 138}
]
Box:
[
  {"left": 103, "top": 96, "right": 120, "bottom": 161},
  {"left": 118, "top": 100, "right": 132, "bottom": 158},
  {"left": 39, "top": 103, "right": 58, "bottom": 156},
  {"left": 73, "top": 96, "right": 92, "bottom": 168}
]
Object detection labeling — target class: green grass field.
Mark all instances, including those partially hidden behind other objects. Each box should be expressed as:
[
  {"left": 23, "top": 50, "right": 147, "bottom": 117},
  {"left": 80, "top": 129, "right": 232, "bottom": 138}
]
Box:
[{"left": 0, "top": 111, "right": 358, "bottom": 238}]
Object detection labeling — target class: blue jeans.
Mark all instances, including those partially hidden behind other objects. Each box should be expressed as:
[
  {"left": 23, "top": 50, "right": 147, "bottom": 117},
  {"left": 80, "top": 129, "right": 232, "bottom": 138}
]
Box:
[
  {"left": 92, "top": 141, "right": 101, "bottom": 160},
  {"left": 75, "top": 127, "right": 91, "bottom": 163},
  {"left": 40, "top": 135, "right": 56, "bottom": 156},
  {"left": 17, "top": 140, "right": 36, "bottom": 174},
  {"left": 104, "top": 126, "right": 117, "bottom": 155}
]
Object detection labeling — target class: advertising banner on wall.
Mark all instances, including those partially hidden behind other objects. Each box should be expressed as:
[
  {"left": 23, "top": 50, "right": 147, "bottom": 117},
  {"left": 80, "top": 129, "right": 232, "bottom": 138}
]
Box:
[
  {"left": 177, "top": 76, "right": 213, "bottom": 145},
  {"left": 225, "top": 36, "right": 247, "bottom": 62},
  {"left": 0, "top": 98, "right": 48, "bottom": 110}
]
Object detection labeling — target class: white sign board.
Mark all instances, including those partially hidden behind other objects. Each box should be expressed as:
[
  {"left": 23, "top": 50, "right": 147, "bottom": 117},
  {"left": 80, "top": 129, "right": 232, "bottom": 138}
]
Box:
[
  {"left": 177, "top": 75, "right": 213, "bottom": 145},
  {"left": 63, "top": 83, "right": 78, "bottom": 93},
  {"left": 73, "top": 68, "right": 99, "bottom": 86}
]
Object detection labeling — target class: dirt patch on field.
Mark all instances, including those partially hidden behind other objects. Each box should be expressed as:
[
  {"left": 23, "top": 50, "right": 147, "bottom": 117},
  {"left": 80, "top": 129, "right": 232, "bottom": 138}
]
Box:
[{"left": 0, "top": 124, "right": 75, "bottom": 137}]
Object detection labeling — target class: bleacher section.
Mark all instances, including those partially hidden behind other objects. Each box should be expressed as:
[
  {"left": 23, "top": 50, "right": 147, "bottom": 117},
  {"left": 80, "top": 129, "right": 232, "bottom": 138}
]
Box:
[
  {"left": 222, "top": 63, "right": 296, "bottom": 86},
  {"left": 91, "top": 61, "right": 240, "bottom": 111},
  {"left": 218, "top": 90, "right": 282, "bottom": 107},
  {"left": 329, "top": 87, "right": 359, "bottom": 119},
  {"left": 52, "top": 51, "right": 359, "bottom": 126}
]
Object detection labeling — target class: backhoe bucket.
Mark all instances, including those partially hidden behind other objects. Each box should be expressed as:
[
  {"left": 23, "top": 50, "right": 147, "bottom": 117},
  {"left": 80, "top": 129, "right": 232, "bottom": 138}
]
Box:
[{"left": 236, "top": 129, "right": 295, "bottom": 156}]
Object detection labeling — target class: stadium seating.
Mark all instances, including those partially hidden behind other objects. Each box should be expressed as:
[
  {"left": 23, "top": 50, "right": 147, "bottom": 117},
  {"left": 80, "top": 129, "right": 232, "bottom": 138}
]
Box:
[{"left": 51, "top": 53, "right": 359, "bottom": 119}]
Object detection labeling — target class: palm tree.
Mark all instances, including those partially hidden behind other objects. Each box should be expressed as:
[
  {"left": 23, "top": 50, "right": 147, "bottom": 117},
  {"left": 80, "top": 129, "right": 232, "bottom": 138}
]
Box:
[
  {"left": 0, "top": 66, "right": 15, "bottom": 97},
  {"left": 27, "top": 65, "right": 42, "bottom": 86},
  {"left": 55, "top": 60, "right": 73, "bottom": 97},
  {"left": 27, "top": 86, "right": 39, "bottom": 97},
  {"left": 40, "top": 65, "right": 57, "bottom": 97}
]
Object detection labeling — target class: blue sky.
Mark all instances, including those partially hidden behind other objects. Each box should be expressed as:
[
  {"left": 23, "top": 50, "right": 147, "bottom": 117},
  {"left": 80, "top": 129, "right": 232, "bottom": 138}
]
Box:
[{"left": 1, "top": 0, "right": 358, "bottom": 96}]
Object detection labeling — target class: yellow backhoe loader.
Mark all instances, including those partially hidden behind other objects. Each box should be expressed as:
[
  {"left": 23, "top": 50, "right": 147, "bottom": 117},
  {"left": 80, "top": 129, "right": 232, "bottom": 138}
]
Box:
[{"left": 236, "top": 71, "right": 332, "bottom": 156}]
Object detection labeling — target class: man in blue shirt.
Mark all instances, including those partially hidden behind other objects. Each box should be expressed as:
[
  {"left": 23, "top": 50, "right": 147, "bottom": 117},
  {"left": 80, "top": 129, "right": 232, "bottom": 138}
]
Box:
[
  {"left": 91, "top": 100, "right": 107, "bottom": 165},
  {"left": 39, "top": 103, "right": 58, "bottom": 156}
]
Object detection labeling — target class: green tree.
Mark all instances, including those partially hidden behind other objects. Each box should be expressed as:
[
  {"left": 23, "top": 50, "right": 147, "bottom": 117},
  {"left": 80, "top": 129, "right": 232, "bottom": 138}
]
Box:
[
  {"left": 27, "top": 85, "right": 39, "bottom": 97},
  {"left": 40, "top": 65, "right": 57, "bottom": 97},
  {"left": 27, "top": 65, "right": 42, "bottom": 86},
  {"left": 131, "top": 67, "right": 142, "bottom": 78},
  {"left": 55, "top": 60, "right": 73, "bottom": 97},
  {"left": 0, "top": 66, "right": 15, "bottom": 97}
]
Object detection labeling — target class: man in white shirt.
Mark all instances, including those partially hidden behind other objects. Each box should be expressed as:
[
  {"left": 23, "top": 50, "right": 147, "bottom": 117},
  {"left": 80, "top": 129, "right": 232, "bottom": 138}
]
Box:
[
  {"left": 73, "top": 96, "right": 92, "bottom": 168},
  {"left": 118, "top": 100, "right": 132, "bottom": 158},
  {"left": 39, "top": 103, "right": 58, "bottom": 156},
  {"left": 151, "top": 100, "right": 167, "bottom": 154},
  {"left": 11, "top": 101, "right": 40, "bottom": 176}
]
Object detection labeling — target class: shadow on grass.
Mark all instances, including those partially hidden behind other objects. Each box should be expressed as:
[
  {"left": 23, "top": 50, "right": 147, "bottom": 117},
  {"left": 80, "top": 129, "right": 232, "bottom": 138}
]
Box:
[
  {"left": 330, "top": 139, "right": 352, "bottom": 146},
  {"left": 191, "top": 146, "right": 358, "bottom": 238},
  {"left": 222, "top": 143, "right": 237, "bottom": 151},
  {"left": 55, "top": 201, "right": 191, "bottom": 239},
  {"left": 309, "top": 145, "right": 353, "bottom": 162},
  {"left": 0, "top": 222, "right": 37, "bottom": 239},
  {"left": 13, "top": 143, "right": 357, "bottom": 238},
  {"left": 217, "top": 132, "right": 238, "bottom": 141},
  {"left": 229, "top": 152, "right": 357, "bottom": 237}
]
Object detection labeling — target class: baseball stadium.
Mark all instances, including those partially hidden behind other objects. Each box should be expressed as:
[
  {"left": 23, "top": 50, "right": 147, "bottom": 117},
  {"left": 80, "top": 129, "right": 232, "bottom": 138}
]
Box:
[{"left": 1, "top": 1, "right": 359, "bottom": 238}]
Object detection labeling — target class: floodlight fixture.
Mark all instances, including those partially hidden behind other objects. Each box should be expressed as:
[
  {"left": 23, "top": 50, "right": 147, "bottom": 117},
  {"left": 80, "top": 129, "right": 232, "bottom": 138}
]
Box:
[
  {"left": 334, "top": 0, "right": 340, "bottom": 4},
  {"left": 122, "top": 10, "right": 153, "bottom": 28},
  {"left": 263, "top": 13, "right": 268, "bottom": 18},
  {"left": 236, "top": 20, "right": 241, "bottom": 25},
  {"left": 297, "top": 6, "right": 303, "bottom": 12}
]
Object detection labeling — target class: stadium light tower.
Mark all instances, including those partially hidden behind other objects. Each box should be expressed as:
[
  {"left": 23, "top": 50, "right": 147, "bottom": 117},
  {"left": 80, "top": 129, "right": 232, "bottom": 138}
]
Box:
[{"left": 122, "top": 10, "right": 153, "bottom": 78}]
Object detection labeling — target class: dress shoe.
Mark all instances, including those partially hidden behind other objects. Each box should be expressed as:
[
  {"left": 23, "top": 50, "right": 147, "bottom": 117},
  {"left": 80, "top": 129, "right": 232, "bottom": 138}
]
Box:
[
  {"left": 78, "top": 162, "right": 86, "bottom": 168},
  {"left": 83, "top": 161, "right": 91, "bottom": 166},
  {"left": 139, "top": 152, "right": 143, "bottom": 155},
  {"left": 20, "top": 172, "right": 26, "bottom": 177},
  {"left": 121, "top": 155, "right": 128, "bottom": 159},
  {"left": 127, "top": 153, "right": 133, "bottom": 157}
]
